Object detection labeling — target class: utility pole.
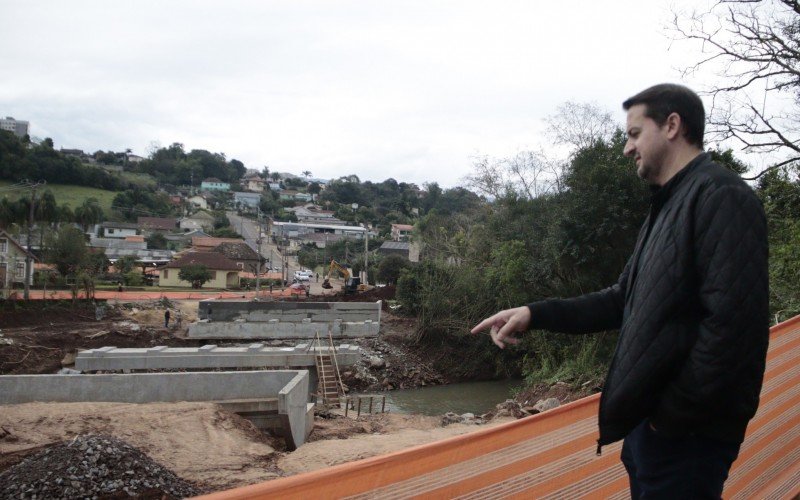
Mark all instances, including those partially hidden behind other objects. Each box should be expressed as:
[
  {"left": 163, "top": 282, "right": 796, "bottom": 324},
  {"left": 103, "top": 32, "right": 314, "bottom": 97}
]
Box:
[
  {"left": 24, "top": 181, "right": 44, "bottom": 301},
  {"left": 363, "top": 227, "right": 368, "bottom": 285},
  {"left": 255, "top": 207, "right": 262, "bottom": 299}
]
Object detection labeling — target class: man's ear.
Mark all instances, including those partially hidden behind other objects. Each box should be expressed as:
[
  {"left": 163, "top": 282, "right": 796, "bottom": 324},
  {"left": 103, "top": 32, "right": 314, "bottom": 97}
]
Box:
[{"left": 665, "top": 112, "right": 682, "bottom": 140}]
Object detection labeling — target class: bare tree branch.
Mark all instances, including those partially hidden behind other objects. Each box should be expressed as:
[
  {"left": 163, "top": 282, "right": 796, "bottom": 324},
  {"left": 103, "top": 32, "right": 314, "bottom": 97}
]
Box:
[{"left": 672, "top": 0, "right": 800, "bottom": 172}]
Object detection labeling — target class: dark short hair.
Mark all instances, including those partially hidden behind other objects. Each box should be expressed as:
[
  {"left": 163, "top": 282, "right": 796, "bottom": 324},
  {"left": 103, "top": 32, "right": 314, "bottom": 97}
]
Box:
[{"left": 622, "top": 84, "right": 705, "bottom": 148}]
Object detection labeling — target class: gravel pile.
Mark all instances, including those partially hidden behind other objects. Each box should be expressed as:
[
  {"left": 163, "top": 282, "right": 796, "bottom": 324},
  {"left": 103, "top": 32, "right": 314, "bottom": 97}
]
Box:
[{"left": 0, "top": 434, "right": 200, "bottom": 499}]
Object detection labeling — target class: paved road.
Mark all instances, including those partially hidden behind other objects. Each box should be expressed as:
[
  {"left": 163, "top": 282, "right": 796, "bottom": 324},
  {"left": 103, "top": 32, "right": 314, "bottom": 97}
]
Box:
[{"left": 226, "top": 211, "right": 298, "bottom": 274}]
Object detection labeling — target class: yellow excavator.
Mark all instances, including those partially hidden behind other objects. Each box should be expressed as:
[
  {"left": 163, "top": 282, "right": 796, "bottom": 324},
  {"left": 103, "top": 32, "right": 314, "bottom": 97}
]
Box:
[{"left": 321, "top": 259, "right": 366, "bottom": 294}]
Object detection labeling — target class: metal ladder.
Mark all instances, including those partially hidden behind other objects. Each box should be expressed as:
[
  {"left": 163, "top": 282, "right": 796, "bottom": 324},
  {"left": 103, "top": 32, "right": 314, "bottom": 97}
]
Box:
[{"left": 314, "top": 328, "right": 346, "bottom": 406}]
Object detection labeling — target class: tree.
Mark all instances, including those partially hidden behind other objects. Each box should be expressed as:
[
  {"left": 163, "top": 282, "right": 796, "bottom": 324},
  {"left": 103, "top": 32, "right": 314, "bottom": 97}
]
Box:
[
  {"left": 35, "top": 190, "right": 58, "bottom": 248},
  {"left": 673, "top": 0, "right": 800, "bottom": 177},
  {"left": 116, "top": 255, "right": 138, "bottom": 276},
  {"left": 0, "top": 198, "right": 24, "bottom": 227},
  {"left": 74, "top": 198, "right": 104, "bottom": 230},
  {"left": 757, "top": 167, "right": 800, "bottom": 320},
  {"left": 469, "top": 101, "right": 618, "bottom": 200},
  {"left": 179, "top": 264, "right": 213, "bottom": 288},
  {"left": 302, "top": 170, "right": 312, "bottom": 179},
  {"left": 57, "top": 204, "right": 74, "bottom": 224},
  {"left": 46, "top": 226, "right": 88, "bottom": 278},
  {"left": 468, "top": 151, "right": 561, "bottom": 200},
  {"left": 84, "top": 251, "right": 109, "bottom": 276},
  {"left": 307, "top": 181, "right": 321, "bottom": 200},
  {"left": 557, "top": 131, "right": 650, "bottom": 289},
  {"left": 545, "top": 101, "right": 617, "bottom": 152},
  {"left": 377, "top": 254, "right": 411, "bottom": 285},
  {"left": 146, "top": 232, "right": 168, "bottom": 250}
]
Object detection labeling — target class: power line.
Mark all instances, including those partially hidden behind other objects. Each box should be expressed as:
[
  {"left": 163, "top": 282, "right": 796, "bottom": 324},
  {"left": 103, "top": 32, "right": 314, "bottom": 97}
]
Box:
[{"left": 0, "top": 180, "right": 40, "bottom": 194}]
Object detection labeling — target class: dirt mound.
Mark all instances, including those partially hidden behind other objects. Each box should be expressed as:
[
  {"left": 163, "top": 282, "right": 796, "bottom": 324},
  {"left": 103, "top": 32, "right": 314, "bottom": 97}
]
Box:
[
  {"left": 0, "top": 301, "right": 120, "bottom": 328},
  {"left": 0, "top": 302, "right": 203, "bottom": 375},
  {"left": 0, "top": 434, "right": 199, "bottom": 499}
]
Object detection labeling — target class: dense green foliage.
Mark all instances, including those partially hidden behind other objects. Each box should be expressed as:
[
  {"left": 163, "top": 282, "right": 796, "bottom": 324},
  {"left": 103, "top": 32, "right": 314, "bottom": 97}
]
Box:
[
  {"left": 397, "top": 133, "right": 649, "bottom": 383},
  {"left": 318, "top": 176, "right": 482, "bottom": 238},
  {"left": 112, "top": 190, "right": 173, "bottom": 221},
  {"left": 758, "top": 167, "right": 800, "bottom": 322},
  {"left": 377, "top": 254, "right": 411, "bottom": 284},
  {"left": 127, "top": 142, "right": 246, "bottom": 187},
  {"left": 0, "top": 131, "right": 132, "bottom": 190},
  {"left": 45, "top": 226, "right": 90, "bottom": 278}
]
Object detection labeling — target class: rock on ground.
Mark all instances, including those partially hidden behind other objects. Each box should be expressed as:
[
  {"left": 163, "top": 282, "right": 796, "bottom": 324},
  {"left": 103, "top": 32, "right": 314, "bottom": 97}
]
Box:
[{"left": 0, "top": 434, "right": 199, "bottom": 499}]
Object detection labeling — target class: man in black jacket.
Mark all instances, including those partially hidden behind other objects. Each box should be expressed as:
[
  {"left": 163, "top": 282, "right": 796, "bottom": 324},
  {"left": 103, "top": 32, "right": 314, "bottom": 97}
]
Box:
[{"left": 472, "top": 84, "right": 769, "bottom": 498}]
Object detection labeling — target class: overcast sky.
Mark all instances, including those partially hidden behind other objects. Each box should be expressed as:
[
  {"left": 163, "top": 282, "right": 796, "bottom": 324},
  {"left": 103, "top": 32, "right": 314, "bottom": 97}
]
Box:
[{"left": 2, "top": 0, "right": 723, "bottom": 187}]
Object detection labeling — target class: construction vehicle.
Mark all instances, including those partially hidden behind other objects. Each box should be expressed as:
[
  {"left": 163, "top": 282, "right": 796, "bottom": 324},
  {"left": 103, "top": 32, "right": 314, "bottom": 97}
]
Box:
[{"left": 321, "top": 259, "right": 361, "bottom": 294}]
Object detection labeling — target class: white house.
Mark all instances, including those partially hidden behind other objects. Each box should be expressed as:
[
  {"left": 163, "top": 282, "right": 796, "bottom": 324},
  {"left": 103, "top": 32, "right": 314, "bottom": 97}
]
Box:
[
  {"left": 242, "top": 174, "right": 265, "bottom": 192},
  {"left": 233, "top": 191, "right": 261, "bottom": 209},
  {"left": 188, "top": 194, "right": 209, "bottom": 210},
  {"left": 0, "top": 230, "right": 35, "bottom": 296},
  {"left": 101, "top": 221, "right": 139, "bottom": 239},
  {"left": 179, "top": 210, "right": 216, "bottom": 232},
  {"left": 271, "top": 221, "right": 367, "bottom": 241},
  {"left": 391, "top": 223, "right": 414, "bottom": 241},
  {"left": 200, "top": 178, "right": 230, "bottom": 192}
]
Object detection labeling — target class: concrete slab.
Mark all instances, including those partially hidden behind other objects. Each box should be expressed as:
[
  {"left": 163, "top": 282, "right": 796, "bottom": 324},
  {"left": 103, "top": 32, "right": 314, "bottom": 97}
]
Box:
[
  {"left": 0, "top": 370, "right": 311, "bottom": 449},
  {"left": 75, "top": 344, "right": 361, "bottom": 372}
]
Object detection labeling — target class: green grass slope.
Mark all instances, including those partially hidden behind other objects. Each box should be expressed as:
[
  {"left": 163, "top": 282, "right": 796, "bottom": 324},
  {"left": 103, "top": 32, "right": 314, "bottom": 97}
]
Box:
[{"left": 0, "top": 180, "right": 118, "bottom": 215}]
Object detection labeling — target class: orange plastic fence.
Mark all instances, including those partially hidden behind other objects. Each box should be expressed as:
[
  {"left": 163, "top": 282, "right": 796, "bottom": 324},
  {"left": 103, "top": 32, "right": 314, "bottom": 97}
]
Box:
[{"left": 198, "top": 315, "right": 800, "bottom": 499}]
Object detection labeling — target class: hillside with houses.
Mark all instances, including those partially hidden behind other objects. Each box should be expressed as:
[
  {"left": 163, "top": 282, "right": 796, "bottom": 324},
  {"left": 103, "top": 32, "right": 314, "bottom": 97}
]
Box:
[{"left": 0, "top": 129, "right": 472, "bottom": 298}]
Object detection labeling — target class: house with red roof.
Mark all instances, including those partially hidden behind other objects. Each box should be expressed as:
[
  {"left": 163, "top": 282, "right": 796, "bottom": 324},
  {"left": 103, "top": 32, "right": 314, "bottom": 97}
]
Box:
[
  {"left": 137, "top": 217, "right": 178, "bottom": 234},
  {"left": 190, "top": 236, "right": 245, "bottom": 252}
]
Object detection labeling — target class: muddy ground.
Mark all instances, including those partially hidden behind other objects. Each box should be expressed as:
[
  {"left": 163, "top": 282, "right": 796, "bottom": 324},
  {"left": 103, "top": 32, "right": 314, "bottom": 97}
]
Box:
[{"left": 0, "top": 297, "right": 593, "bottom": 496}]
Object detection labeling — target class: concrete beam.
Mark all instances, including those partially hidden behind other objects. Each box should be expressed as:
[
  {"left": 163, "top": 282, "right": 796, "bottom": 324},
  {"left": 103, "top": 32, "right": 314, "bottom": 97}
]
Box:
[
  {"left": 75, "top": 344, "right": 361, "bottom": 372},
  {"left": 0, "top": 370, "right": 311, "bottom": 449},
  {"left": 187, "top": 319, "right": 379, "bottom": 339},
  {"left": 198, "top": 300, "right": 382, "bottom": 324}
]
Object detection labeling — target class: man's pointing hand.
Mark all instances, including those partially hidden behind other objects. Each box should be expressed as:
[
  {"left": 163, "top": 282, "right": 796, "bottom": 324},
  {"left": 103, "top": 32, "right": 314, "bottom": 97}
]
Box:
[{"left": 471, "top": 306, "right": 531, "bottom": 349}]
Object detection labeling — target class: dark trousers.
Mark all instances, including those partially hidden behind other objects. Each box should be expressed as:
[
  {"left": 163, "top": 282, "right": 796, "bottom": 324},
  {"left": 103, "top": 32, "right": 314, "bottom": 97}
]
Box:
[{"left": 620, "top": 420, "right": 741, "bottom": 499}]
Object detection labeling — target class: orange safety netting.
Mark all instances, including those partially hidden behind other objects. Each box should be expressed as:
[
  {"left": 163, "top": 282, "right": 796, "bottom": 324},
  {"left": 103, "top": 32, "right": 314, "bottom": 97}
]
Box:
[{"left": 197, "top": 315, "right": 800, "bottom": 499}]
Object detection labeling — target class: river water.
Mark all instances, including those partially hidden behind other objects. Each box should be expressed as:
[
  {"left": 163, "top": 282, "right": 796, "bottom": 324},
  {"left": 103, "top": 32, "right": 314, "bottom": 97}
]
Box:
[{"left": 366, "top": 379, "right": 523, "bottom": 416}]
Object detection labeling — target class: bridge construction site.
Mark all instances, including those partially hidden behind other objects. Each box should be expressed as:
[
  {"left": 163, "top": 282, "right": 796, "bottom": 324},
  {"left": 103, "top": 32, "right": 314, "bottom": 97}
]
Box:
[
  {"left": 0, "top": 300, "right": 383, "bottom": 452},
  {"left": 0, "top": 301, "right": 798, "bottom": 498}
]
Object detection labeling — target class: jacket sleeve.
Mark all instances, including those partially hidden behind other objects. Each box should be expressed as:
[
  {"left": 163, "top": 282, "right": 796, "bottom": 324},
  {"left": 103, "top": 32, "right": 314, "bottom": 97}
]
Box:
[
  {"left": 525, "top": 257, "right": 630, "bottom": 335},
  {"left": 652, "top": 182, "right": 769, "bottom": 435}
]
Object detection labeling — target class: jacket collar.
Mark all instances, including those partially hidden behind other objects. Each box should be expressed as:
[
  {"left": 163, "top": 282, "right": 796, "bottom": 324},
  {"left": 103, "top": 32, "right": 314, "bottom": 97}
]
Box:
[{"left": 650, "top": 152, "right": 708, "bottom": 209}]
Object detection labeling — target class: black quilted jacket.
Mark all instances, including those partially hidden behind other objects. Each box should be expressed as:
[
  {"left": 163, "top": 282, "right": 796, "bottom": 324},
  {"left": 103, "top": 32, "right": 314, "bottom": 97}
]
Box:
[{"left": 527, "top": 152, "right": 769, "bottom": 448}]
